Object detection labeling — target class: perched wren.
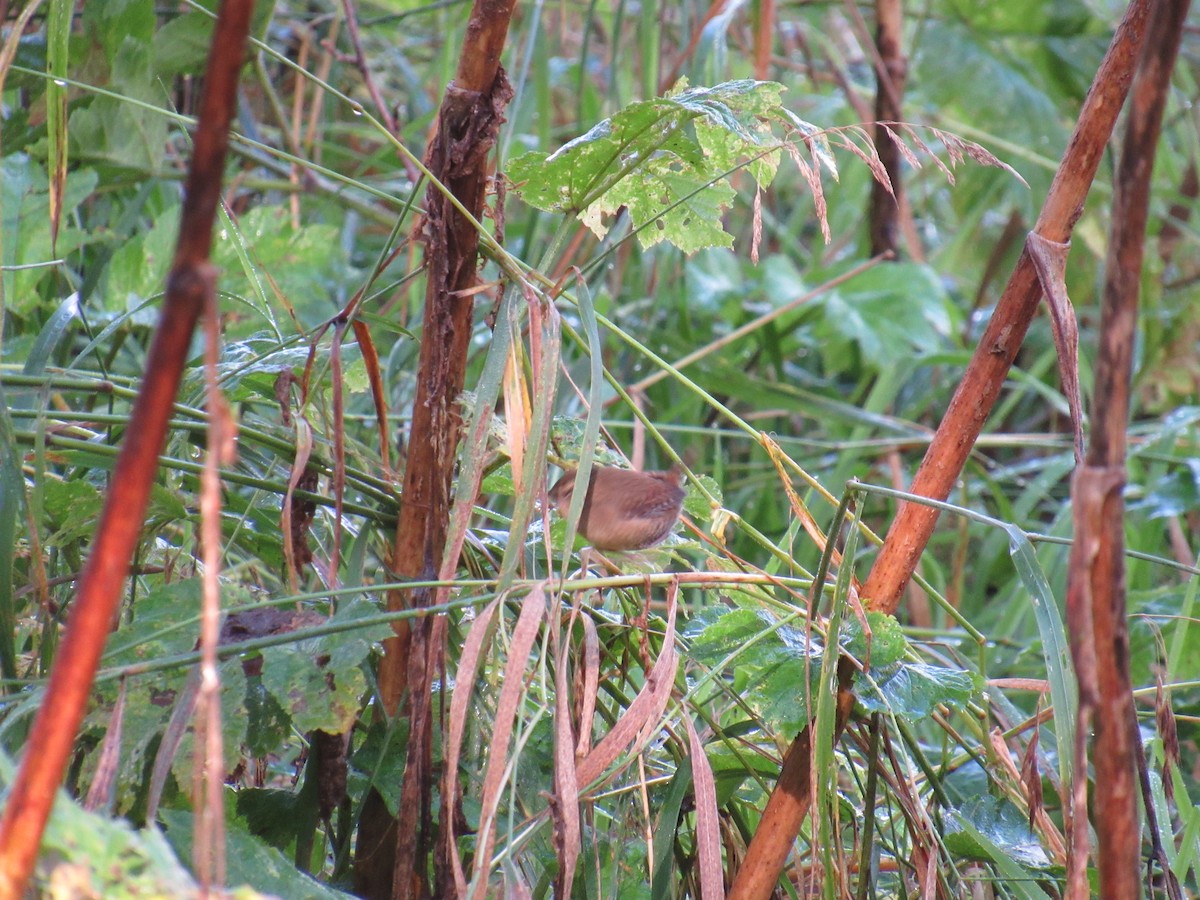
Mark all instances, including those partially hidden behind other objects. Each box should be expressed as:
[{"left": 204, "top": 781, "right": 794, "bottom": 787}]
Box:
[{"left": 549, "top": 465, "right": 686, "bottom": 550}]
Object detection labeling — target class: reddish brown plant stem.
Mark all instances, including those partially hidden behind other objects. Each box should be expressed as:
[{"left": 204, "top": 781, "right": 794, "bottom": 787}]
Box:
[
  {"left": 861, "top": 0, "right": 1154, "bottom": 614},
  {"left": 1076, "top": 1, "right": 1190, "bottom": 896},
  {"left": 351, "top": 0, "right": 518, "bottom": 896},
  {"left": 867, "top": 0, "right": 905, "bottom": 257},
  {"left": 728, "top": 2, "right": 1155, "bottom": 897},
  {"left": 754, "top": 0, "right": 775, "bottom": 81},
  {"left": 0, "top": 1, "right": 255, "bottom": 896}
]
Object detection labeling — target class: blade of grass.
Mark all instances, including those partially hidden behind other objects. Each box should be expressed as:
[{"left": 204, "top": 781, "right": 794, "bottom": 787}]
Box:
[
  {"left": 46, "top": 0, "right": 70, "bottom": 252},
  {"left": 1005, "top": 526, "right": 1075, "bottom": 792},
  {"left": 0, "top": 387, "right": 21, "bottom": 682}
]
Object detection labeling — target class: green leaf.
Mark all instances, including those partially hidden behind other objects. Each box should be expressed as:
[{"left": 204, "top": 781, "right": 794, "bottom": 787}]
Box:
[
  {"left": 243, "top": 675, "right": 292, "bottom": 758},
  {"left": 170, "top": 660, "right": 249, "bottom": 795},
  {"left": 648, "top": 756, "right": 688, "bottom": 898},
  {"left": 43, "top": 478, "right": 103, "bottom": 548},
  {"left": 26, "top": 777, "right": 199, "bottom": 896},
  {"left": 82, "top": 0, "right": 156, "bottom": 64},
  {"left": 351, "top": 717, "right": 409, "bottom": 818},
  {"left": 0, "top": 394, "right": 21, "bottom": 681},
  {"left": 689, "top": 605, "right": 975, "bottom": 728},
  {"left": 856, "top": 660, "right": 976, "bottom": 718},
  {"left": 102, "top": 579, "right": 205, "bottom": 666},
  {"left": 1006, "top": 526, "right": 1075, "bottom": 791},
  {"left": 591, "top": 169, "right": 735, "bottom": 252},
  {"left": 81, "top": 671, "right": 189, "bottom": 809},
  {"left": 24, "top": 293, "right": 81, "bottom": 375},
  {"left": 46, "top": 0, "right": 71, "bottom": 252},
  {"left": 813, "top": 263, "right": 959, "bottom": 370},
  {"left": 98, "top": 203, "right": 179, "bottom": 322},
  {"left": 945, "top": 794, "right": 1054, "bottom": 872},
  {"left": 706, "top": 738, "right": 783, "bottom": 805},
  {"left": 686, "top": 606, "right": 823, "bottom": 731},
  {"left": 159, "top": 808, "right": 354, "bottom": 898},
  {"left": 151, "top": 10, "right": 220, "bottom": 76},
  {"left": 151, "top": 2, "right": 274, "bottom": 76},
  {"left": 509, "top": 80, "right": 790, "bottom": 253},
  {"left": 236, "top": 788, "right": 310, "bottom": 854},
  {"left": 683, "top": 473, "right": 721, "bottom": 521},
  {"left": 480, "top": 461, "right": 515, "bottom": 496},
  {"left": 0, "top": 155, "right": 97, "bottom": 310},
  {"left": 1133, "top": 463, "right": 1200, "bottom": 518},
  {"left": 260, "top": 645, "right": 365, "bottom": 735},
  {"left": 841, "top": 612, "right": 907, "bottom": 668},
  {"left": 259, "top": 599, "right": 390, "bottom": 734},
  {"left": 68, "top": 39, "right": 168, "bottom": 172},
  {"left": 212, "top": 206, "right": 349, "bottom": 329}
]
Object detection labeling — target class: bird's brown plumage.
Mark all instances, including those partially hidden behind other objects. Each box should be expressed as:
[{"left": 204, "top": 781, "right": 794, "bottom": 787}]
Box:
[{"left": 549, "top": 465, "right": 685, "bottom": 550}]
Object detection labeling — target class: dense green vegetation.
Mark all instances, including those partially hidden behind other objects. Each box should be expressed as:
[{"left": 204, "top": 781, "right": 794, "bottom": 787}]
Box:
[{"left": 0, "top": 0, "right": 1196, "bottom": 896}]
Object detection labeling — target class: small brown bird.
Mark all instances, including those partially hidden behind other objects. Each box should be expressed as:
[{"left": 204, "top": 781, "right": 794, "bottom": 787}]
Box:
[{"left": 549, "top": 465, "right": 686, "bottom": 551}]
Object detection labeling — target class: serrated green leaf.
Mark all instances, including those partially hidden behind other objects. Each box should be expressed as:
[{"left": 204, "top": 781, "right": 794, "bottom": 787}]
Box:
[
  {"left": 689, "top": 604, "right": 976, "bottom": 729},
  {"left": 151, "top": 10, "right": 219, "bottom": 76},
  {"left": 103, "top": 578, "right": 205, "bottom": 666},
  {"left": 683, "top": 473, "right": 721, "bottom": 520},
  {"left": 591, "top": 168, "right": 736, "bottom": 251},
  {"left": 685, "top": 606, "right": 780, "bottom": 657},
  {"left": 260, "top": 599, "right": 387, "bottom": 733},
  {"left": 81, "top": 670, "right": 189, "bottom": 808},
  {"left": 31, "top": 786, "right": 198, "bottom": 896},
  {"left": 261, "top": 645, "right": 364, "bottom": 735},
  {"left": 68, "top": 39, "right": 168, "bottom": 172},
  {"left": 686, "top": 606, "right": 824, "bottom": 730},
  {"left": 170, "top": 660, "right": 249, "bottom": 798},
  {"left": 82, "top": 0, "right": 156, "bottom": 63},
  {"left": 510, "top": 80, "right": 791, "bottom": 253},
  {"left": 841, "top": 611, "right": 907, "bottom": 668},
  {"left": 856, "top": 660, "right": 976, "bottom": 717}
]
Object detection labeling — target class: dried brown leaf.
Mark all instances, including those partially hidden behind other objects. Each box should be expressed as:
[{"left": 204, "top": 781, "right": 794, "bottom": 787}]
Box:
[
  {"left": 444, "top": 594, "right": 504, "bottom": 898},
  {"left": 503, "top": 340, "right": 531, "bottom": 496},
  {"left": 574, "top": 613, "right": 600, "bottom": 759},
  {"left": 473, "top": 587, "right": 547, "bottom": 895},
  {"left": 1020, "top": 725, "right": 1043, "bottom": 830},
  {"left": 577, "top": 580, "right": 679, "bottom": 788},
  {"left": 1027, "top": 232, "right": 1085, "bottom": 465},
  {"left": 683, "top": 716, "right": 723, "bottom": 900},
  {"left": 551, "top": 603, "right": 581, "bottom": 897},
  {"left": 84, "top": 677, "right": 127, "bottom": 813},
  {"left": 1155, "top": 668, "right": 1179, "bottom": 804},
  {"left": 351, "top": 318, "right": 394, "bottom": 479},
  {"left": 281, "top": 419, "right": 316, "bottom": 592}
]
